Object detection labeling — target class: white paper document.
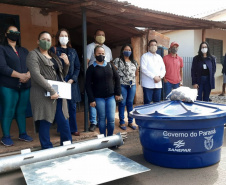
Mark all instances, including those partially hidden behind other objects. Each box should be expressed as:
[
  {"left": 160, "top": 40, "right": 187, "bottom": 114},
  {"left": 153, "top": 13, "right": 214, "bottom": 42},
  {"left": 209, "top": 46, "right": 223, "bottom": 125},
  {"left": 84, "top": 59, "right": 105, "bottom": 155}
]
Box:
[{"left": 45, "top": 80, "right": 71, "bottom": 99}]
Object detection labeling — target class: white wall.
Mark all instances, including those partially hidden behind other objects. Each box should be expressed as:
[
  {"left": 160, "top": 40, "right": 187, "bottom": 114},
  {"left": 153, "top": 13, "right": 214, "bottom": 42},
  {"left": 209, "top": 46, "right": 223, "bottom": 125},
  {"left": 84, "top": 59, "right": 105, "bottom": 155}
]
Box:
[
  {"left": 164, "top": 30, "right": 195, "bottom": 57},
  {"left": 194, "top": 30, "right": 202, "bottom": 55}
]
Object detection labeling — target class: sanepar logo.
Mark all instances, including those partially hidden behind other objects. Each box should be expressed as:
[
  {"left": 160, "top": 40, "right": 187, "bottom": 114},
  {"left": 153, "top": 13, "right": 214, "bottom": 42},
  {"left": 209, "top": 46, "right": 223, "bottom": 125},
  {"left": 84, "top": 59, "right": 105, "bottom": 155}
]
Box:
[
  {"left": 173, "top": 140, "right": 185, "bottom": 148},
  {"left": 168, "top": 140, "right": 192, "bottom": 152}
]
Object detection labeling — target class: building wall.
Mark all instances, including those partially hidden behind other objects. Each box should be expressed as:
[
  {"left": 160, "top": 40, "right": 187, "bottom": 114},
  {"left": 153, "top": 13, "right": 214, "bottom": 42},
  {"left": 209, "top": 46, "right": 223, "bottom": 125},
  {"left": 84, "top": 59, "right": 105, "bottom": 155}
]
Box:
[
  {"left": 206, "top": 12, "right": 226, "bottom": 21},
  {"left": 205, "top": 29, "right": 226, "bottom": 93},
  {"left": 194, "top": 30, "right": 202, "bottom": 55},
  {"left": 0, "top": 4, "right": 58, "bottom": 51},
  {"left": 164, "top": 30, "right": 195, "bottom": 57},
  {"left": 111, "top": 46, "right": 122, "bottom": 60},
  {"left": 148, "top": 30, "right": 170, "bottom": 48}
]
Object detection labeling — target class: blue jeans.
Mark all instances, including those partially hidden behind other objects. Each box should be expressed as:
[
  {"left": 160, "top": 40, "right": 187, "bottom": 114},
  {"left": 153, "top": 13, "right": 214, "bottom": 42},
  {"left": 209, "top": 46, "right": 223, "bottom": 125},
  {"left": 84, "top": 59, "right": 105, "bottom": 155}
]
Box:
[
  {"left": 95, "top": 96, "right": 116, "bottom": 137},
  {"left": 38, "top": 99, "right": 72, "bottom": 149},
  {"left": 89, "top": 106, "right": 97, "bottom": 125},
  {"left": 67, "top": 100, "right": 78, "bottom": 132},
  {"left": 164, "top": 82, "right": 180, "bottom": 99},
  {"left": 197, "top": 76, "right": 211, "bottom": 101},
  {"left": 143, "top": 87, "right": 161, "bottom": 104},
  {"left": 118, "top": 84, "right": 136, "bottom": 125}
]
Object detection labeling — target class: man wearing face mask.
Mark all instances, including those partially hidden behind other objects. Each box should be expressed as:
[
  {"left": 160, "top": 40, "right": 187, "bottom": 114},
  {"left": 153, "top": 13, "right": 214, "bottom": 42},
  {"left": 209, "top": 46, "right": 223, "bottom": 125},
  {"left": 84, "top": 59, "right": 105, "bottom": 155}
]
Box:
[
  {"left": 86, "top": 29, "right": 113, "bottom": 132},
  {"left": 140, "top": 39, "right": 166, "bottom": 104},
  {"left": 163, "top": 42, "right": 183, "bottom": 99}
]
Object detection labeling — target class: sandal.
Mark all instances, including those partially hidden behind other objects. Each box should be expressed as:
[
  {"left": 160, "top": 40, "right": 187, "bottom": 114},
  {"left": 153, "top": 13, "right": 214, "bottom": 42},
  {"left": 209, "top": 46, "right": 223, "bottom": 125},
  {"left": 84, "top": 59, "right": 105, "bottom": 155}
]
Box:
[
  {"left": 128, "top": 124, "right": 137, "bottom": 130},
  {"left": 119, "top": 124, "right": 127, "bottom": 130}
]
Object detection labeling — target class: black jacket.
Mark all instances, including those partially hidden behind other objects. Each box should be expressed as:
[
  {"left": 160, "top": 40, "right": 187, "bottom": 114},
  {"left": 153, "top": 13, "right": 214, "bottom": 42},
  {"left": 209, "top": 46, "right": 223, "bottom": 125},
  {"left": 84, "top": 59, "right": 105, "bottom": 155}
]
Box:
[
  {"left": 0, "top": 45, "right": 30, "bottom": 90},
  {"left": 191, "top": 55, "right": 216, "bottom": 89},
  {"left": 222, "top": 54, "right": 226, "bottom": 74},
  {"left": 85, "top": 62, "right": 121, "bottom": 103},
  {"left": 50, "top": 46, "right": 81, "bottom": 103}
]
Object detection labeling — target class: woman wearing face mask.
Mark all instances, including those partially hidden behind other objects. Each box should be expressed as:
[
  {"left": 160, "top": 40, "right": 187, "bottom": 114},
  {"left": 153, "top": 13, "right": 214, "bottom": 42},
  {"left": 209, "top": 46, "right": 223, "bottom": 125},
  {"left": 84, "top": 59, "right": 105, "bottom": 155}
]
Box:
[
  {"left": 50, "top": 29, "right": 81, "bottom": 137},
  {"left": 0, "top": 25, "right": 32, "bottom": 146},
  {"left": 113, "top": 44, "right": 138, "bottom": 130},
  {"left": 26, "top": 31, "right": 72, "bottom": 149},
  {"left": 191, "top": 41, "right": 216, "bottom": 101},
  {"left": 85, "top": 46, "right": 121, "bottom": 137}
]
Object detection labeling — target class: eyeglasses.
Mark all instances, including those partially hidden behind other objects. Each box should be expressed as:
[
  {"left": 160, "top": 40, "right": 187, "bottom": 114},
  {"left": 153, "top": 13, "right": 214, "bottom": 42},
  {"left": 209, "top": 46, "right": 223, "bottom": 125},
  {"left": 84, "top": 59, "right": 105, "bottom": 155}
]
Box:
[{"left": 7, "top": 30, "right": 20, "bottom": 35}]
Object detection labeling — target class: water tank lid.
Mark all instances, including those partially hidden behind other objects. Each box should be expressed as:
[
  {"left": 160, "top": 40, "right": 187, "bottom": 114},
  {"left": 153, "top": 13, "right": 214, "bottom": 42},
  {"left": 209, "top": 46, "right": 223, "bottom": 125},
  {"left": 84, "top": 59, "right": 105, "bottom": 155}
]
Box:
[{"left": 130, "top": 100, "right": 226, "bottom": 120}]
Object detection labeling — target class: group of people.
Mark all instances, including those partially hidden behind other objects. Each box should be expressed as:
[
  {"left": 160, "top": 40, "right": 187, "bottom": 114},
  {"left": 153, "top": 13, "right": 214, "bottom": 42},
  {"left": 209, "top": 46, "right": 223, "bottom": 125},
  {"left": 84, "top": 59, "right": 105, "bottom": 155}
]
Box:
[
  {"left": 141, "top": 39, "right": 216, "bottom": 104},
  {"left": 0, "top": 25, "right": 217, "bottom": 149},
  {"left": 85, "top": 29, "right": 138, "bottom": 135},
  {"left": 0, "top": 25, "right": 81, "bottom": 148}
]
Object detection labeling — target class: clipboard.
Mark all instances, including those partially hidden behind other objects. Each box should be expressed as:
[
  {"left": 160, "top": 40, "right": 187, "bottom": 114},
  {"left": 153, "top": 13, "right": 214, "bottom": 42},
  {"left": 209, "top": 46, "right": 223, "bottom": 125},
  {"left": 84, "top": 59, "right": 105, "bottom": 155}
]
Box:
[{"left": 45, "top": 80, "right": 71, "bottom": 99}]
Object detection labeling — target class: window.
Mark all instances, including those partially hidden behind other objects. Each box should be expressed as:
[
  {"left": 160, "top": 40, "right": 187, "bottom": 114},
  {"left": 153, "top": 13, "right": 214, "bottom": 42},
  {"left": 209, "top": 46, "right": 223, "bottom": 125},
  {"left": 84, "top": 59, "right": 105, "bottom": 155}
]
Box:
[{"left": 206, "top": 38, "right": 223, "bottom": 64}]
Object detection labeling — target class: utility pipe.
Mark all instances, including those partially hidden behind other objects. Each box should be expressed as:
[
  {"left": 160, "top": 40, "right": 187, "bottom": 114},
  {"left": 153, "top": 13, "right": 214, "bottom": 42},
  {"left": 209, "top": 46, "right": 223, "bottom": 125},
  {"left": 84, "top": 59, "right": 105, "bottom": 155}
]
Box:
[{"left": 0, "top": 133, "right": 123, "bottom": 173}]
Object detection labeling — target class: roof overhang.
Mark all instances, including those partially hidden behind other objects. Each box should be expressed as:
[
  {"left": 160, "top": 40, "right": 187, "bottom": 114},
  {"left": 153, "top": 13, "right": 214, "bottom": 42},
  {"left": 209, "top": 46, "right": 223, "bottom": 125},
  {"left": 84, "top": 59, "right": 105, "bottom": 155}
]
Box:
[{"left": 1, "top": 0, "right": 226, "bottom": 46}]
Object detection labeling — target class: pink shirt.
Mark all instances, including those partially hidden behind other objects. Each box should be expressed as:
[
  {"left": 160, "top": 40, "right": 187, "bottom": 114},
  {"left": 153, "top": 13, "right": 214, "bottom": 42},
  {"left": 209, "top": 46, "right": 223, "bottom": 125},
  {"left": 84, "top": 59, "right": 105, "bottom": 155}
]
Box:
[{"left": 163, "top": 54, "right": 183, "bottom": 84}]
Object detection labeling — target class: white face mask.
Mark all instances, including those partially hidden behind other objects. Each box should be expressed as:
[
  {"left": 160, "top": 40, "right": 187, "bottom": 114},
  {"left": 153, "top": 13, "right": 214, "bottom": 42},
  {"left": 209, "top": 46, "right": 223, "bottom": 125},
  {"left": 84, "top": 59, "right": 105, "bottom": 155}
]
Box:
[
  {"left": 149, "top": 46, "right": 157, "bottom": 53},
  {"left": 201, "top": 48, "right": 208, "bottom": 54},
  {"left": 59, "top": 37, "right": 69, "bottom": 46}
]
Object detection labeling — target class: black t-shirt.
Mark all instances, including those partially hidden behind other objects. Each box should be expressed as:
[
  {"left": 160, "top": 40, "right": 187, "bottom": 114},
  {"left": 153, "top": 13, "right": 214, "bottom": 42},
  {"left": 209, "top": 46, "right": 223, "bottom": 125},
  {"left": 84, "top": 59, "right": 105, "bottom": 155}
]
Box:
[
  {"left": 201, "top": 58, "right": 210, "bottom": 76},
  {"left": 51, "top": 58, "right": 61, "bottom": 81}
]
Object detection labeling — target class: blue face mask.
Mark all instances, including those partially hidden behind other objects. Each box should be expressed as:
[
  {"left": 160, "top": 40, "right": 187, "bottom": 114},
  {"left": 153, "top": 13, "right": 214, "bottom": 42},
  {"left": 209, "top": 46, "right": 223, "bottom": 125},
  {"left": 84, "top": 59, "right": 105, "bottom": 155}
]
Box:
[{"left": 123, "top": 51, "right": 132, "bottom": 57}]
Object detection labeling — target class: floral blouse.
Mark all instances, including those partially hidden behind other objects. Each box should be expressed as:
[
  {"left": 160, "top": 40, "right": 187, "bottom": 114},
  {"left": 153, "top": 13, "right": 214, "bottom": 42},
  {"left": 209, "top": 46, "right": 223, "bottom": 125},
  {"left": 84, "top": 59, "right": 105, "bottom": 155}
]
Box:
[{"left": 113, "top": 58, "right": 138, "bottom": 86}]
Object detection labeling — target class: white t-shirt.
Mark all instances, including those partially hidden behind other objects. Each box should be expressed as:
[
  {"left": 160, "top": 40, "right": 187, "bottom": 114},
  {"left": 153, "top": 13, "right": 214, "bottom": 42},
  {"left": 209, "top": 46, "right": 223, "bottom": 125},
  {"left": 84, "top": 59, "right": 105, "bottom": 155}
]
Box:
[
  {"left": 141, "top": 52, "right": 166, "bottom": 88},
  {"left": 87, "top": 42, "right": 113, "bottom": 66}
]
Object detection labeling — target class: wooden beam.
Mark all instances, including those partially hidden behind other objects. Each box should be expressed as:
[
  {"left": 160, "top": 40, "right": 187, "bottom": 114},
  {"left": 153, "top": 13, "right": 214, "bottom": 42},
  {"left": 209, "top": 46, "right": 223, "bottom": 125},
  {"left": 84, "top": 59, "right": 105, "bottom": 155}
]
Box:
[{"left": 202, "top": 29, "right": 206, "bottom": 42}]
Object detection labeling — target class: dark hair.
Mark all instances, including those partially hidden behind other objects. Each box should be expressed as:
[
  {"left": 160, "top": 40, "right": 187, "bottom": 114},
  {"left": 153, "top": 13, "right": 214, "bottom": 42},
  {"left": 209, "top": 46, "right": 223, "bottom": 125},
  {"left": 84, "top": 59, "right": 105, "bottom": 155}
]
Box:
[
  {"left": 198, "top": 41, "right": 212, "bottom": 58},
  {"left": 3, "top": 25, "right": 21, "bottom": 46},
  {"left": 55, "top": 28, "right": 72, "bottom": 48},
  {"left": 38, "top": 31, "right": 51, "bottom": 40},
  {"left": 148, "top": 39, "right": 157, "bottom": 46},
  {"left": 94, "top": 45, "right": 105, "bottom": 54},
  {"left": 94, "top": 29, "right": 104, "bottom": 36},
  {"left": 119, "top": 44, "right": 136, "bottom": 66}
]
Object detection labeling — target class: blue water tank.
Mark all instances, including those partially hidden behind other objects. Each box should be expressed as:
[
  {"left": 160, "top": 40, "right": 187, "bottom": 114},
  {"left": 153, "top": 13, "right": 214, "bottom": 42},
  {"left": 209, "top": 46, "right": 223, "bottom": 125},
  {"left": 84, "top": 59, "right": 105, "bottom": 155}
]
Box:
[{"left": 130, "top": 100, "right": 226, "bottom": 168}]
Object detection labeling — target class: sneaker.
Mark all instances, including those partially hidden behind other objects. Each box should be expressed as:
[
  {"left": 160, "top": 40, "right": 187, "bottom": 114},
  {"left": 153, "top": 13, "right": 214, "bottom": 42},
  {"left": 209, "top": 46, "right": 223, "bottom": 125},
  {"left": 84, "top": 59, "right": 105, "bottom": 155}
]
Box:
[
  {"left": 19, "top": 133, "right": 33, "bottom": 142},
  {"left": 1, "top": 136, "right": 14, "bottom": 146},
  {"left": 89, "top": 124, "right": 96, "bottom": 132}
]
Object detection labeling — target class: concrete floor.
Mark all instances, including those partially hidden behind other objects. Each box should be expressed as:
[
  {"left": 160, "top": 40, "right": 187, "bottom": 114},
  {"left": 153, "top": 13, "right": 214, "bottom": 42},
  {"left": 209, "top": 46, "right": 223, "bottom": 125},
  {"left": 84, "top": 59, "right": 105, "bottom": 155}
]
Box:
[
  {"left": 0, "top": 96, "right": 226, "bottom": 184},
  {"left": 0, "top": 129, "right": 225, "bottom": 185}
]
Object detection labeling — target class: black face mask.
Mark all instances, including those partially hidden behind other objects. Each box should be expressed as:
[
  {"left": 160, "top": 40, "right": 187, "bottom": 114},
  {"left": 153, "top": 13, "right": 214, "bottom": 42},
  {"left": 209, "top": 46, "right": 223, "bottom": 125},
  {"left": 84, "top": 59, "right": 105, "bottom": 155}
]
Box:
[
  {"left": 7, "top": 32, "right": 20, "bottom": 42},
  {"left": 95, "top": 55, "right": 105, "bottom": 62}
]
